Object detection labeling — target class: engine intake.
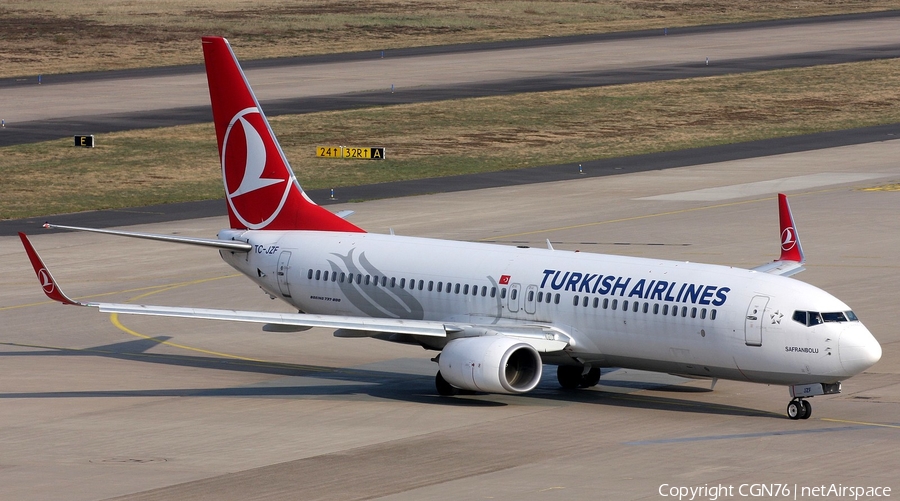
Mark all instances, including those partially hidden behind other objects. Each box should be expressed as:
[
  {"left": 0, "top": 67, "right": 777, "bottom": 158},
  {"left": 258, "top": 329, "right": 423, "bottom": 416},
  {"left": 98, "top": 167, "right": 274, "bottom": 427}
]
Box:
[{"left": 439, "top": 336, "right": 542, "bottom": 394}]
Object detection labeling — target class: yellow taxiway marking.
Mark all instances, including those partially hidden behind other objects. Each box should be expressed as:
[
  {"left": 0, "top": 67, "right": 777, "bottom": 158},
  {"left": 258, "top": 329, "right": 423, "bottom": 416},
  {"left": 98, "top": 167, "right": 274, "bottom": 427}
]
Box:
[
  {"left": 820, "top": 418, "right": 900, "bottom": 429},
  {"left": 109, "top": 275, "right": 331, "bottom": 372},
  {"left": 1, "top": 275, "right": 242, "bottom": 312}
]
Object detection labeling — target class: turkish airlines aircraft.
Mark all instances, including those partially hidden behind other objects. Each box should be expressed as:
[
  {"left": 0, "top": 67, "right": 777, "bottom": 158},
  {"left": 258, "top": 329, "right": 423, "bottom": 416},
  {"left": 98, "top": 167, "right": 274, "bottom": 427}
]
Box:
[{"left": 20, "top": 37, "right": 881, "bottom": 420}]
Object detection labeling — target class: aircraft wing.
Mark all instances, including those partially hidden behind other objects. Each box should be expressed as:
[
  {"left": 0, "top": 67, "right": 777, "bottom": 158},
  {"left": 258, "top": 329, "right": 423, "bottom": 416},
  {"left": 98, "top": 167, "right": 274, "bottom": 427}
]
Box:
[{"left": 19, "top": 232, "right": 569, "bottom": 353}]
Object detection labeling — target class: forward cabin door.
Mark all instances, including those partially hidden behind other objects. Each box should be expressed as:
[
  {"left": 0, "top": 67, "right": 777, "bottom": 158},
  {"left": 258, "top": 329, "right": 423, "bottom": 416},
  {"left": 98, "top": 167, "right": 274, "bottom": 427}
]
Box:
[{"left": 744, "top": 295, "right": 769, "bottom": 346}]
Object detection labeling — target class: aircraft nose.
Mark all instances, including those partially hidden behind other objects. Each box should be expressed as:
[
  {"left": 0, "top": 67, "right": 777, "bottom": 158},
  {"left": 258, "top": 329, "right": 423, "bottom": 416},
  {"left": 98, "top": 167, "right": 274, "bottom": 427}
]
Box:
[{"left": 838, "top": 324, "right": 882, "bottom": 376}]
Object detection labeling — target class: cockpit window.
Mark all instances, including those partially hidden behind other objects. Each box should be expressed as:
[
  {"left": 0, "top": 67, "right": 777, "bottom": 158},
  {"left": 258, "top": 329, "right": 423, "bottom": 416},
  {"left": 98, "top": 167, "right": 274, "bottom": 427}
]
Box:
[
  {"left": 822, "top": 312, "right": 847, "bottom": 323},
  {"left": 793, "top": 310, "right": 859, "bottom": 327}
]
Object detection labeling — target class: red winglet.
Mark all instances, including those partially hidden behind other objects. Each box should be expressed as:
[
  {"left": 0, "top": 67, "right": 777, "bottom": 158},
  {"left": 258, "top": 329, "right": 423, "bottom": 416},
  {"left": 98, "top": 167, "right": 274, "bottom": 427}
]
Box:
[
  {"left": 777, "top": 194, "right": 805, "bottom": 263},
  {"left": 18, "top": 232, "right": 82, "bottom": 306}
]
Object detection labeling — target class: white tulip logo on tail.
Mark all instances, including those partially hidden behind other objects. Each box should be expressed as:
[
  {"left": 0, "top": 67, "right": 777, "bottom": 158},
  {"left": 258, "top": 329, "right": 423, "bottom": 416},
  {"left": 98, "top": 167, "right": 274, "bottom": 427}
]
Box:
[
  {"left": 781, "top": 226, "right": 797, "bottom": 252},
  {"left": 222, "top": 107, "right": 292, "bottom": 229},
  {"left": 39, "top": 268, "right": 54, "bottom": 294}
]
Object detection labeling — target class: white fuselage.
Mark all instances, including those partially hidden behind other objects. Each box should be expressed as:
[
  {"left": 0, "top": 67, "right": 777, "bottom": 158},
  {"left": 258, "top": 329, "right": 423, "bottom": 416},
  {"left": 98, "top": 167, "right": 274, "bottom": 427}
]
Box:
[{"left": 218, "top": 229, "right": 880, "bottom": 386}]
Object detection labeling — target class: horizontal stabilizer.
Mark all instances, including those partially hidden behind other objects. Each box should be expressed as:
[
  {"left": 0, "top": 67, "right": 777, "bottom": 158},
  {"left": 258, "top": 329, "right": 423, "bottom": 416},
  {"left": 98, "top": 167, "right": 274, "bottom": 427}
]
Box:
[{"left": 43, "top": 223, "right": 252, "bottom": 252}]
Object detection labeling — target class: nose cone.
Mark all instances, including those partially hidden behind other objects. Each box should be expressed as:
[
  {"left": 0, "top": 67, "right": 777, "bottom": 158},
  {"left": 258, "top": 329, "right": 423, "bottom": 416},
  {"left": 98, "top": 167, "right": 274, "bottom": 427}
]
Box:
[{"left": 838, "top": 324, "right": 882, "bottom": 376}]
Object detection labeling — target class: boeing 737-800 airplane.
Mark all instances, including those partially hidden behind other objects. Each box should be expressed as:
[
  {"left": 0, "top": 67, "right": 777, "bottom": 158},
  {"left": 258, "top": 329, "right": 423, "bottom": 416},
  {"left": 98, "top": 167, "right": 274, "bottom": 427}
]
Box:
[{"left": 20, "top": 37, "right": 881, "bottom": 420}]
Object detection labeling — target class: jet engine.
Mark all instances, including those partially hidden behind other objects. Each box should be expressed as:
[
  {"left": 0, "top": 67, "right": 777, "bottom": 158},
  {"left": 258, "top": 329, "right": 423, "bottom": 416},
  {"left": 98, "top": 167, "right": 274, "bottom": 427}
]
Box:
[{"left": 439, "top": 336, "right": 542, "bottom": 394}]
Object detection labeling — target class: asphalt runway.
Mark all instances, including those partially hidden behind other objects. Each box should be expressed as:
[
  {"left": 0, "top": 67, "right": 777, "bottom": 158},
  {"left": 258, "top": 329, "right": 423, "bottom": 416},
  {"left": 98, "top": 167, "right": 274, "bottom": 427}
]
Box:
[{"left": 1, "top": 139, "right": 898, "bottom": 501}]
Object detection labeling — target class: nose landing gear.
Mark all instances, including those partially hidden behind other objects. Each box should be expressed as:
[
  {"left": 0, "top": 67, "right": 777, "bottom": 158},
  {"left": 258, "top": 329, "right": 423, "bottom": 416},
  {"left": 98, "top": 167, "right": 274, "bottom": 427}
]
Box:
[
  {"left": 787, "top": 398, "right": 812, "bottom": 420},
  {"left": 786, "top": 382, "right": 840, "bottom": 420}
]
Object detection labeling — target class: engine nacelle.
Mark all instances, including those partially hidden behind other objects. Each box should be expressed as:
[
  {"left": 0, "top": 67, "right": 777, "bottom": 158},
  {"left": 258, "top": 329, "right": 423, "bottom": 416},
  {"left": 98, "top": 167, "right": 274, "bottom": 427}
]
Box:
[{"left": 439, "top": 336, "right": 542, "bottom": 394}]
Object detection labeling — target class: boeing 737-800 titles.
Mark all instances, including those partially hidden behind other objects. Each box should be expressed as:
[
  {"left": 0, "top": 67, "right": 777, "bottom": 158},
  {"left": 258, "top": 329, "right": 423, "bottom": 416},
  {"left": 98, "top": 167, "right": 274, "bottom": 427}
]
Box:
[{"left": 20, "top": 37, "right": 881, "bottom": 420}]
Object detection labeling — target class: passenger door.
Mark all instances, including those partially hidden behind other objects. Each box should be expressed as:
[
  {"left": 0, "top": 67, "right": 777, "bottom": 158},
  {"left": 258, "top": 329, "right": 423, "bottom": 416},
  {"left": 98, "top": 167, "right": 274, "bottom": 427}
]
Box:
[{"left": 745, "top": 295, "right": 769, "bottom": 346}]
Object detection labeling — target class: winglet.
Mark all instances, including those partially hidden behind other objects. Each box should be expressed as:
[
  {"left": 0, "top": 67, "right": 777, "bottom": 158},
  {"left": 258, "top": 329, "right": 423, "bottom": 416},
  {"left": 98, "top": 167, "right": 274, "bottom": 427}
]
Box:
[
  {"left": 777, "top": 193, "right": 805, "bottom": 263},
  {"left": 18, "top": 232, "right": 84, "bottom": 306}
]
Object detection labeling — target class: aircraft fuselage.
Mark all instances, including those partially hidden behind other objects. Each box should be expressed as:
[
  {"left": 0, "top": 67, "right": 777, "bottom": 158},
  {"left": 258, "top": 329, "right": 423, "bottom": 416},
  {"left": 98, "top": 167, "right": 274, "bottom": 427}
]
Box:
[{"left": 220, "top": 229, "right": 880, "bottom": 387}]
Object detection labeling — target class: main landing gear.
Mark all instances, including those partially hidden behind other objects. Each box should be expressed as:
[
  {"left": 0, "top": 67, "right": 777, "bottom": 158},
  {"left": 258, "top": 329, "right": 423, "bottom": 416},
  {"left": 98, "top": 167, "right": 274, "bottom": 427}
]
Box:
[
  {"left": 557, "top": 365, "right": 601, "bottom": 389},
  {"left": 787, "top": 398, "right": 812, "bottom": 420}
]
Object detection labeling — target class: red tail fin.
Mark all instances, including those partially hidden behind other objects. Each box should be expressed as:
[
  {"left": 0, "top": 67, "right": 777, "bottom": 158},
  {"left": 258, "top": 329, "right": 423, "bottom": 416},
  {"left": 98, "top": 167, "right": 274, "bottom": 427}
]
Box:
[
  {"left": 201, "top": 36, "right": 363, "bottom": 233},
  {"left": 777, "top": 193, "right": 804, "bottom": 263}
]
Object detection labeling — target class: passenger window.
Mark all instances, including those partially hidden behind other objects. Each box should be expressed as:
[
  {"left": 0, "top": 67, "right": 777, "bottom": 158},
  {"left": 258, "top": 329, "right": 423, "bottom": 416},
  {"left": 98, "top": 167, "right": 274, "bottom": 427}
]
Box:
[
  {"left": 399, "top": 278, "right": 405, "bottom": 288},
  {"left": 510, "top": 288, "right": 517, "bottom": 300},
  {"left": 332, "top": 272, "right": 338, "bottom": 282},
  {"left": 546, "top": 293, "right": 552, "bottom": 304},
  {"left": 573, "top": 295, "right": 580, "bottom": 306},
  {"left": 428, "top": 281, "right": 433, "bottom": 291},
  {"left": 662, "top": 304, "right": 668, "bottom": 315},
  {"left": 681, "top": 307, "right": 687, "bottom": 317},
  {"left": 528, "top": 290, "right": 534, "bottom": 302},
  {"left": 653, "top": 304, "right": 659, "bottom": 314},
  {"left": 366, "top": 275, "right": 371, "bottom": 285},
  {"left": 323, "top": 271, "right": 329, "bottom": 281},
  {"left": 391, "top": 277, "right": 396, "bottom": 287},
  {"left": 340, "top": 272, "right": 346, "bottom": 283},
  {"left": 700, "top": 308, "right": 707, "bottom": 319},
  {"left": 603, "top": 298, "right": 609, "bottom": 309},
  {"left": 464, "top": 284, "right": 470, "bottom": 295},
  {"left": 455, "top": 284, "right": 461, "bottom": 294},
  {"left": 308, "top": 269, "right": 313, "bottom": 279},
  {"left": 491, "top": 287, "right": 497, "bottom": 298},
  {"left": 554, "top": 294, "right": 560, "bottom": 304},
  {"left": 691, "top": 307, "right": 697, "bottom": 318},
  {"left": 623, "top": 300, "right": 629, "bottom": 311},
  {"left": 500, "top": 288, "right": 507, "bottom": 299},
  {"left": 711, "top": 309, "right": 717, "bottom": 320},
  {"left": 642, "top": 303, "right": 648, "bottom": 314},
  {"left": 611, "top": 299, "right": 618, "bottom": 310},
  {"left": 633, "top": 301, "right": 639, "bottom": 313},
  {"left": 472, "top": 285, "right": 478, "bottom": 296},
  {"left": 418, "top": 280, "right": 424, "bottom": 291},
  {"left": 593, "top": 297, "right": 599, "bottom": 308},
  {"left": 481, "top": 287, "right": 487, "bottom": 297}
]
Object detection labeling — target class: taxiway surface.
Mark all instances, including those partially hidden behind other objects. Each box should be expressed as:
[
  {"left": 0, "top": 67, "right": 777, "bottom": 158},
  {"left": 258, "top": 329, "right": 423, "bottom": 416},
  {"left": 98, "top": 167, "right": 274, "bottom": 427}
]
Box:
[
  {"left": 2, "top": 13, "right": 900, "bottom": 146},
  {"left": 1, "top": 139, "right": 898, "bottom": 500}
]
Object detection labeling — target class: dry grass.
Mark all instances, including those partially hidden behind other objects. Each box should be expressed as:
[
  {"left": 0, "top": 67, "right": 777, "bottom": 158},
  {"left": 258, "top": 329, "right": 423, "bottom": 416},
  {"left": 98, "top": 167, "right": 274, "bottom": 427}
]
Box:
[
  {"left": 1, "top": 0, "right": 898, "bottom": 78},
  {"left": 2, "top": 58, "right": 900, "bottom": 219}
]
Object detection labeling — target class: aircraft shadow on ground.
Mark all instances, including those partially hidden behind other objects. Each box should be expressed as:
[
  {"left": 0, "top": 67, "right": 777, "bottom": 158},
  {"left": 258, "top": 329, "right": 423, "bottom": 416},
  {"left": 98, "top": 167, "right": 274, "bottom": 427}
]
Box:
[{"left": 0, "top": 337, "right": 776, "bottom": 417}]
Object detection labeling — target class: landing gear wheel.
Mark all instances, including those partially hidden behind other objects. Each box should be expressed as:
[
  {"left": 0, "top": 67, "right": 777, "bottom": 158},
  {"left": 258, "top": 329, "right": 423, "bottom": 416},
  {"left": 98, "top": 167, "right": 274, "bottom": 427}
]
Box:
[
  {"left": 557, "top": 365, "right": 583, "bottom": 389},
  {"left": 787, "top": 400, "right": 802, "bottom": 420},
  {"left": 799, "top": 399, "right": 812, "bottom": 419},
  {"left": 435, "top": 371, "right": 458, "bottom": 396},
  {"left": 579, "top": 367, "right": 602, "bottom": 388}
]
